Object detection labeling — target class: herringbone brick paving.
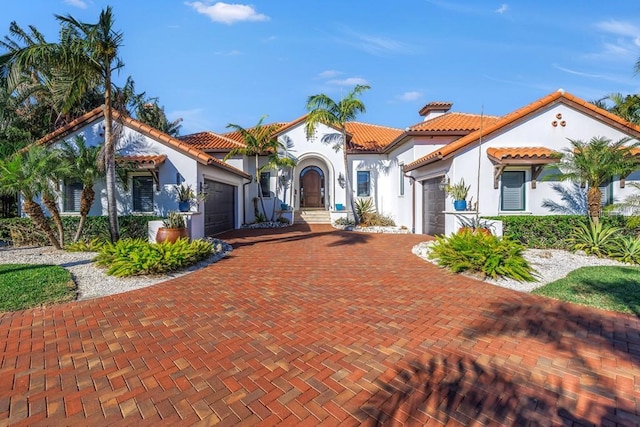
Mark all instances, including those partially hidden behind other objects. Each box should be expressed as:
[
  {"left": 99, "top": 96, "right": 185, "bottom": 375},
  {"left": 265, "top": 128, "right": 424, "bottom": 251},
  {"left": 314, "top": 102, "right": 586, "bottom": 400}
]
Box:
[{"left": 1, "top": 224, "right": 639, "bottom": 425}]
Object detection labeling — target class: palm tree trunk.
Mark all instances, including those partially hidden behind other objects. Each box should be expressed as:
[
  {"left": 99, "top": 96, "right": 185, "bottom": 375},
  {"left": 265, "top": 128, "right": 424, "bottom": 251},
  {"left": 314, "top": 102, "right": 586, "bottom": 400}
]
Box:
[
  {"left": 42, "top": 193, "right": 64, "bottom": 247},
  {"left": 255, "top": 154, "right": 267, "bottom": 220},
  {"left": 587, "top": 186, "right": 602, "bottom": 224},
  {"left": 22, "top": 199, "right": 61, "bottom": 249},
  {"left": 74, "top": 186, "right": 95, "bottom": 242},
  {"left": 342, "top": 130, "right": 359, "bottom": 224},
  {"left": 103, "top": 73, "right": 120, "bottom": 242}
]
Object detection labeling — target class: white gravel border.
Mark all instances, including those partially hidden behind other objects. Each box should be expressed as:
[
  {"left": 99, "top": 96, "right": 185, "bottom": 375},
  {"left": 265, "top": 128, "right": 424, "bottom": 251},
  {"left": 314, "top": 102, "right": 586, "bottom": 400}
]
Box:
[
  {"left": 412, "top": 241, "right": 632, "bottom": 292},
  {"left": 0, "top": 239, "right": 231, "bottom": 301}
]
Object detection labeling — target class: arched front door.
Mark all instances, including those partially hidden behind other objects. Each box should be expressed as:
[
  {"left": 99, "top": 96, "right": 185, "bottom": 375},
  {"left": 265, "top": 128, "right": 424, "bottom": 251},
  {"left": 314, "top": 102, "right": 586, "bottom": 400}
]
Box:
[{"left": 300, "top": 166, "right": 325, "bottom": 208}]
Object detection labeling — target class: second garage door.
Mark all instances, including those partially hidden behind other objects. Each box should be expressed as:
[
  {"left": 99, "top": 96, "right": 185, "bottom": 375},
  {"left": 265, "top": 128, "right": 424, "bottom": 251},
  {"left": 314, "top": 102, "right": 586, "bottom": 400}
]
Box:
[{"left": 204, "top": 180, "right": 235, "bottom": 235}]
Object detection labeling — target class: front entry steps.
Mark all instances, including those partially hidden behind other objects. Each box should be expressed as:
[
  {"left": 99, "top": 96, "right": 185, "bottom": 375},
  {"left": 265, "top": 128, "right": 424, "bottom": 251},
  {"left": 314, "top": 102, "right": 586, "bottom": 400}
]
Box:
[{"left": 294, "top": 209, "right": 332, "bottom": 224}]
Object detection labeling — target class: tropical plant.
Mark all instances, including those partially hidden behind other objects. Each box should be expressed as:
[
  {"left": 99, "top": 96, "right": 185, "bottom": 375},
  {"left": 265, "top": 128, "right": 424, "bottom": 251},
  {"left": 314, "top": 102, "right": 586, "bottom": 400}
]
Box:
[
  {"left": 428, "top": 230, "right": 536, "bottom": 282},
  {"left": 1, "top": 7, "right": 125, "bottom": 241},
  {"left": 224, "top": 116, "right": 282, "bottom": 221},
  {"left": 602, "top": 93, "right": 640, "bottom": 125},
  {"left": 570, "top": 220, "right": 620, "bottom": 257},
  {"left": 0, "top": 146, "right": 63, "bottom": 248},
  {"left": 162, "top": 211, "right": 186, "bottom": 229},
  {"left": 355, "top": 198, "right": 375, "bottom": 225},
  {"left": 176, "top": 184, "right": 195, "bottom": 203},
  {"left": 551, "top": 136, "right": 640, "bottom": 223},
  {"left": 267, "top": 145, "right": 296, "bottom": 221},
  {"left": 135, "top": 98, "right": 182, "bottom": 136},
  {"left": 94, "top": 237, "right": 213, "bottom": 277},
  {"left": 305, "top": 84, "right": 370, "bottom": 224},
  {"left": 57, "top": 136, "right": 103, "bottom": 242},
  {"left": 445, "top": 178, "right": 470, "bottom": 201},
  {"left": 610, "top": 236, "right": 640, "bottom": 264}
]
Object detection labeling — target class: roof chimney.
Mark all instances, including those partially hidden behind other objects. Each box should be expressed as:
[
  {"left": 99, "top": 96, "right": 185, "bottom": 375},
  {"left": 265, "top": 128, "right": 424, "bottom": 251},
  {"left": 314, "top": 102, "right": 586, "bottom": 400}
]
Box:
[{"left": 419, "top": 102, "right": 452, "bottom": 121}]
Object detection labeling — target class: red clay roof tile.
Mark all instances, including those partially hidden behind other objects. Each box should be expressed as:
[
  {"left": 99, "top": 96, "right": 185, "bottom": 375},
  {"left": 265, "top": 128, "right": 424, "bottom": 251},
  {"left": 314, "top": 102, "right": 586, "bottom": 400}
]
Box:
[
  {"left": 405, "top": 90, "right": 640, "bottom": 172},
  {"left": 117, "top": 154, "right": 167, "bottom": 167},
  {"left": 178, "top": 131, "right": 245, "bottom": 150},
  {"left": 486, "top": 147, "right": 561, "bottom": 162},
  {"left": 345, "top": 122, "right": 404, "bottom": 152}
]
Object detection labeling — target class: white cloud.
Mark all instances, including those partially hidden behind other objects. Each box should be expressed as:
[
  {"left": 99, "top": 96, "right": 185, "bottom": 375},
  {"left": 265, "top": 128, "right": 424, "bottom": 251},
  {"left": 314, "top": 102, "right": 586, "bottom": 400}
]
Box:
[
  {"left": 553, "top": 65, "right": 603, "bottom": 79},
  {"left": 596, "top": 20, "right": 640, "bottom": 42},
  {"left": 185, "top": 2, "right": 269, "bottom": 25},
  {"left": 589, "top": 19, "right": 640, "bottom": 59},
  {"left": 64, "top": 0, "right": 89, "bottom": 8},
  {"left": 328, "top": 77, "right": 369, "bottom": 86},
  {"left": 397, "top": 91, "right": 422, "bottom": 102},
  {"left": 317, "top": 70, "right": 342, "bottom": 79},
  {"left": 337, "top": 28, "right": 413, "bottom": 56},
  {"left": 495, "top": 4, "right": 508, "bottom": 14}
]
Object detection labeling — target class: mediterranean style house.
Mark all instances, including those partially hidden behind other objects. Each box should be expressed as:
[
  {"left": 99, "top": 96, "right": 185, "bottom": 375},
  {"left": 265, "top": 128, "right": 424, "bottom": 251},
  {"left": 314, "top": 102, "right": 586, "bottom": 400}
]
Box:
[{"left": 37, "top": 89, "right": 640, "bottom": 238}]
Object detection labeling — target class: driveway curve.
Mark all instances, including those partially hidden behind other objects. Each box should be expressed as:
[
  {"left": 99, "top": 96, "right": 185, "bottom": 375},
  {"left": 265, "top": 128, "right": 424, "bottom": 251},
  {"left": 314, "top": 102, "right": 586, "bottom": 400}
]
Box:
[{"left": 1, "top": 224, "right": 639, "bottom": 425}]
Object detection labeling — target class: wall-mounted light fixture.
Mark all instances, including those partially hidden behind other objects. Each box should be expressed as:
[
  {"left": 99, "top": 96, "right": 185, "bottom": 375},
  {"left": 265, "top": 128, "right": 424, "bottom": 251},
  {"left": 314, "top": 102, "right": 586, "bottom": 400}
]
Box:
[
  {"left": 438, "top": 175, "right": 450, "bottom": 191},
  {"left": 337, "top": 172, "right": 346, "bottom": 189}
]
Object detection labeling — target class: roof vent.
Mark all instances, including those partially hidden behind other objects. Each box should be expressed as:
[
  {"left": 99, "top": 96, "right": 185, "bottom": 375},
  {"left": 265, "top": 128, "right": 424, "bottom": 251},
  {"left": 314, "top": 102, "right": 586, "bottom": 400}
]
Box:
[{"left": 419, "top": 102, "right": 452, "bottom": 121}]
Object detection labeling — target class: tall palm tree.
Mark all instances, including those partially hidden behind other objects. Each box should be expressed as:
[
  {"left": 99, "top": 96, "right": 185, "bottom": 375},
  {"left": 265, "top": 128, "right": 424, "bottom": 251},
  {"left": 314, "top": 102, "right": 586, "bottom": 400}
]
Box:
[
  {"left": 57, "top": 135, "right": 103, "bottom": 242},
  {"left": 2, "top": 8, "right": 124, "bottom": 241},
  {"left": 554, "top": 136, "right": 639, "bottom": 223},
  {"left": 224, "top": 117, "right": 282, "bottom": 221},
  {"left": 305, "top": 84, "right": 370, "bottom": 223},
  {"left": 0, "top": 146, "right": 63, "bottom": 248},
  {"left": 55, "top": 7, "right": 124, "bottom": 242}
]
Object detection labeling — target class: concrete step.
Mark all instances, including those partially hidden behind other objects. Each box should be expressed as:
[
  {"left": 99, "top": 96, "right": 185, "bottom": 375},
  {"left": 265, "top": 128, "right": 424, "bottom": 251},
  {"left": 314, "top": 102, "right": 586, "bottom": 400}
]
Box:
[{"left": 294, "top": 210, "right": 332, "bottom": 224}]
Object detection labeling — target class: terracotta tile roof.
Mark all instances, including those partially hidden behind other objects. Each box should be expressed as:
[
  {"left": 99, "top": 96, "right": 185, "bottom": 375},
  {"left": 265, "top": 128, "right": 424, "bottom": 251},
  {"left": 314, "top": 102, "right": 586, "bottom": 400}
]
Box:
[
  {"left": 117, "top": 154, "right": 167, "bottom": 168},
  {"left": 405, "top": 90, "right": 640, "bottom": 172},
  {"left": 408, "top": 113, "right": 501, "bottom": 133},
  {"left": 37, "top": 107, "right": 250, "bottom": 179},
  {"left": 223, "top": 121, "right": 293, "bottom": 144},
  {"left": 418, "top": 101, "right": 452, "bottom": 116},
  {"left": 486, "top": 147, "right": 561, "bottom": 163},
  {"left": 345, "top": 122, "right": 404, "bottom": 152},
  {"left": 178, "top": 131, "right": 245, "bottom": 150}
]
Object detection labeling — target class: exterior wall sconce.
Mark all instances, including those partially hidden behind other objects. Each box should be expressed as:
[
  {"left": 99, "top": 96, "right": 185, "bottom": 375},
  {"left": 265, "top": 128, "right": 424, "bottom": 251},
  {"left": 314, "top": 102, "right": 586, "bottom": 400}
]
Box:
[
  {"left": 199, "top": 181, "right": 210, "bottom": 194},
  {"left": 337, "top": 172, "right": 346, "bottom": 189},
  {"left": 438, "top": 175, "right": 450, "bottom": 191}
]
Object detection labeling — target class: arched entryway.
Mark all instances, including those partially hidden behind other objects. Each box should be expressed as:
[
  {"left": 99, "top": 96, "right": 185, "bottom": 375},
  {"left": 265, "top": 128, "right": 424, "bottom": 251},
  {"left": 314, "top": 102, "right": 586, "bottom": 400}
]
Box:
[{"left": 300, "top": 166, "right": 325, "bottom": 208}]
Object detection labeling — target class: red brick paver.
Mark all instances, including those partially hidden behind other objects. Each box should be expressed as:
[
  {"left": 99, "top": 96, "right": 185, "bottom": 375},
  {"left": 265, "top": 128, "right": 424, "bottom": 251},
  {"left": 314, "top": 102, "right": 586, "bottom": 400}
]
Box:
[{"left": 1, "top": 224, "right": 639, "bottom": 425}]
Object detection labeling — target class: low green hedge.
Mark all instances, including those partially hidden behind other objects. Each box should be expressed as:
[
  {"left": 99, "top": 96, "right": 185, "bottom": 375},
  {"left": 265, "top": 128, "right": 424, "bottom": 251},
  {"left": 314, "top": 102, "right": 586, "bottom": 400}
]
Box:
[
  {"left": 0, "top": 215, "right": 160, "bottom": 247},
  {"left": 484, "top": 215, "right": 639, "bottom": 249}
]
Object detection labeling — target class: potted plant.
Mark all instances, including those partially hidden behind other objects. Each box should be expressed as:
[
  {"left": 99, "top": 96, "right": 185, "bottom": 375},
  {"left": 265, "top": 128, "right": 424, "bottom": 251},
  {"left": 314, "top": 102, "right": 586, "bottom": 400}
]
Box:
[
  {"left": 457, "top": 215, "right": 493, "bottom": 235},
  {"left": 156, "top": 211, "right": 189, "bottom": 243},
  {"left": 445, "top": 178, "right": 470, "bottom": 211},
  {"left": 176, "top": 184, "right": 206, "bottom": 212}
]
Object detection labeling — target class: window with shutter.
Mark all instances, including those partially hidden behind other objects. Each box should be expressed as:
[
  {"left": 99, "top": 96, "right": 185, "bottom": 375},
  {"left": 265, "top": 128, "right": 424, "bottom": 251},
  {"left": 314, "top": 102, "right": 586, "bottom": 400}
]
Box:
[
  {"left": 501, "top": 171, "right": 525, "bottom": 211},
  {"left": 599, "top": 180, "right": 613, "bottom": 206},
  {"left": 357, "top": 171, "right": 370, "bottom": 197},
  {"left": 64, "top": 182, "right": 83, "bottom": 212},
  {"left": 133, "top": 176, "right": 154, "bottom": 212}
]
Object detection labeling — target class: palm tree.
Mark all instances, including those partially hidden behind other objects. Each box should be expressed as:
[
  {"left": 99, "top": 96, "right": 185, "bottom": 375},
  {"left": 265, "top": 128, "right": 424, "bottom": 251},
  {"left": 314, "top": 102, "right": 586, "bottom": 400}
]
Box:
[
  {"left": 55, "top": 7, "right": 124, "bottom": 242},
  {"left": 224, "top": 117, "right": 282, "bottom": 222},
  {"left": 2, "top": 8, "right": 125, "bottom": 241},
  {"left": 57, "top": 135, "right": 103, "bottom": 242},
  {"left": 0, "top": 146, "right": 63, "bottom": 248},
  {"left": 554, "top": 136, "right": 639, "bottom": 223},
  {"left": 305, "top": 84, "right": 370, "bottom": 223}
]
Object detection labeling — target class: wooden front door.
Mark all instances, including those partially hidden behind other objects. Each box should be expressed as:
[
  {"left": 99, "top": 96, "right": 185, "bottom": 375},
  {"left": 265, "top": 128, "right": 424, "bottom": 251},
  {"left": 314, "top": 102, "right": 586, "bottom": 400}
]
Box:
[{"left": 301, "top": 169, "right": 322, "bottom": 208}]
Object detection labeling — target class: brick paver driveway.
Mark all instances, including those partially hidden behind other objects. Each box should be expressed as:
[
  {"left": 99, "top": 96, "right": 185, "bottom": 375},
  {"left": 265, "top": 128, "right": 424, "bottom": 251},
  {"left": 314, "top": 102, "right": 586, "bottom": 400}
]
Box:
[{"left": 1, "top": 224, "right": 639, "bottom": 425}]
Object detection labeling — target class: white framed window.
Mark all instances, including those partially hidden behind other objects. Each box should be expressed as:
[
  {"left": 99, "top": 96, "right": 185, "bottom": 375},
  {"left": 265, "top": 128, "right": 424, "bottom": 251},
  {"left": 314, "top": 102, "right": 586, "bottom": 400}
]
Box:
[
  {"left": 357, "top": 171, "right": 370, "bottom": 197},
  {"left": 501, "top": 171, "right": 525, "bottom": 211},
  {"left": 64, "top": 182, "right": 83, "bottom": 212},
  {"left": 599, "top": 180, "right": 613, "bottom": 206},
  {"left": 133, "top": 175, "right": 154, "bottom": 212}
]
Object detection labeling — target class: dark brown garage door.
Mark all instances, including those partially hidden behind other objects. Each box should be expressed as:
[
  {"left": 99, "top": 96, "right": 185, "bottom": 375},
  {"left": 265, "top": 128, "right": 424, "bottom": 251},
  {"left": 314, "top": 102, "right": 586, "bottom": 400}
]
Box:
[
  {"left": 422, "top": 177, "right": 446, "bottom": 235},
  {"left": 204, "top": 180, "right": 235, "bottom": 235}
]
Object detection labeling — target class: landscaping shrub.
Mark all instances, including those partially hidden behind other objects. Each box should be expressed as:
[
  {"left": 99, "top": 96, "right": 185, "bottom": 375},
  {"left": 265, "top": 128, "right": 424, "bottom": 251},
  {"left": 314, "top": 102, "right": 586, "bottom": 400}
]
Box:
[
  {"left": 610, "top": 236, "right": 640, "bottom": 264},
  {"left": 486, "top": 215, "right": 637, "bottom": 249},
  {"left": 429, "top": 230, "right": 536, "bottom": 282},
  {"left": 361, "top": 213, "right": 396, "bottom": 227},
  {"left": 570, "top": 220, "right": 620, "bottom": 257},
  {"left": 94, "top": 238, "right": 214, "bottom": 277},
  {"left": 334, "top": 217, "right": 355, "bottom": 226},
  {"left": 0, "top": 215, "right": 159, "bottom": 246}
]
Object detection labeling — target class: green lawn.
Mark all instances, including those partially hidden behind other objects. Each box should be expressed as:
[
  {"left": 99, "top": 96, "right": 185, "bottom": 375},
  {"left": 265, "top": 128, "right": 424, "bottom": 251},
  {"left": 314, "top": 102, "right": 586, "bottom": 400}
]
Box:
[
  {"left": 532, "top": 266, "right": 640, "bottom": 315},
  {"left": 0, "top": 264, "right": 76, "bottom": 312}
]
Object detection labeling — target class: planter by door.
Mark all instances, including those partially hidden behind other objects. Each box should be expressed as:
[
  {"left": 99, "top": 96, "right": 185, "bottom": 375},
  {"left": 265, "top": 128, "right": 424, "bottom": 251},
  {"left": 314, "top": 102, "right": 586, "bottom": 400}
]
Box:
[
  {"left": 156, "top": 227, "right": 189, "bottom": 244},
  {"left": 178, "top": 201, "right": 190, "bottom": 212},
  {"left": 453, "top": 200, "right": 467, "bottom": 211}
]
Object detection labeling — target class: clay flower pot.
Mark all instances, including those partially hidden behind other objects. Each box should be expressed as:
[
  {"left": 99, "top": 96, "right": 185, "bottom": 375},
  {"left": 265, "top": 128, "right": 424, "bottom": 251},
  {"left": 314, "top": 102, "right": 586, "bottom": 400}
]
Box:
[{"left": 156, "top": 227, "right": 189, "bottom": 244}]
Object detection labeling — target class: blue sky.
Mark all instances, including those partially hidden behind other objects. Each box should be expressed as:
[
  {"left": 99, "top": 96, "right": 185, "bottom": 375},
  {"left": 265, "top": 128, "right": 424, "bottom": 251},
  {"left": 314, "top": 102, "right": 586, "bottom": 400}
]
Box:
[{"left": 3, "top": 1, "right": 640, "bottom": 134}]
